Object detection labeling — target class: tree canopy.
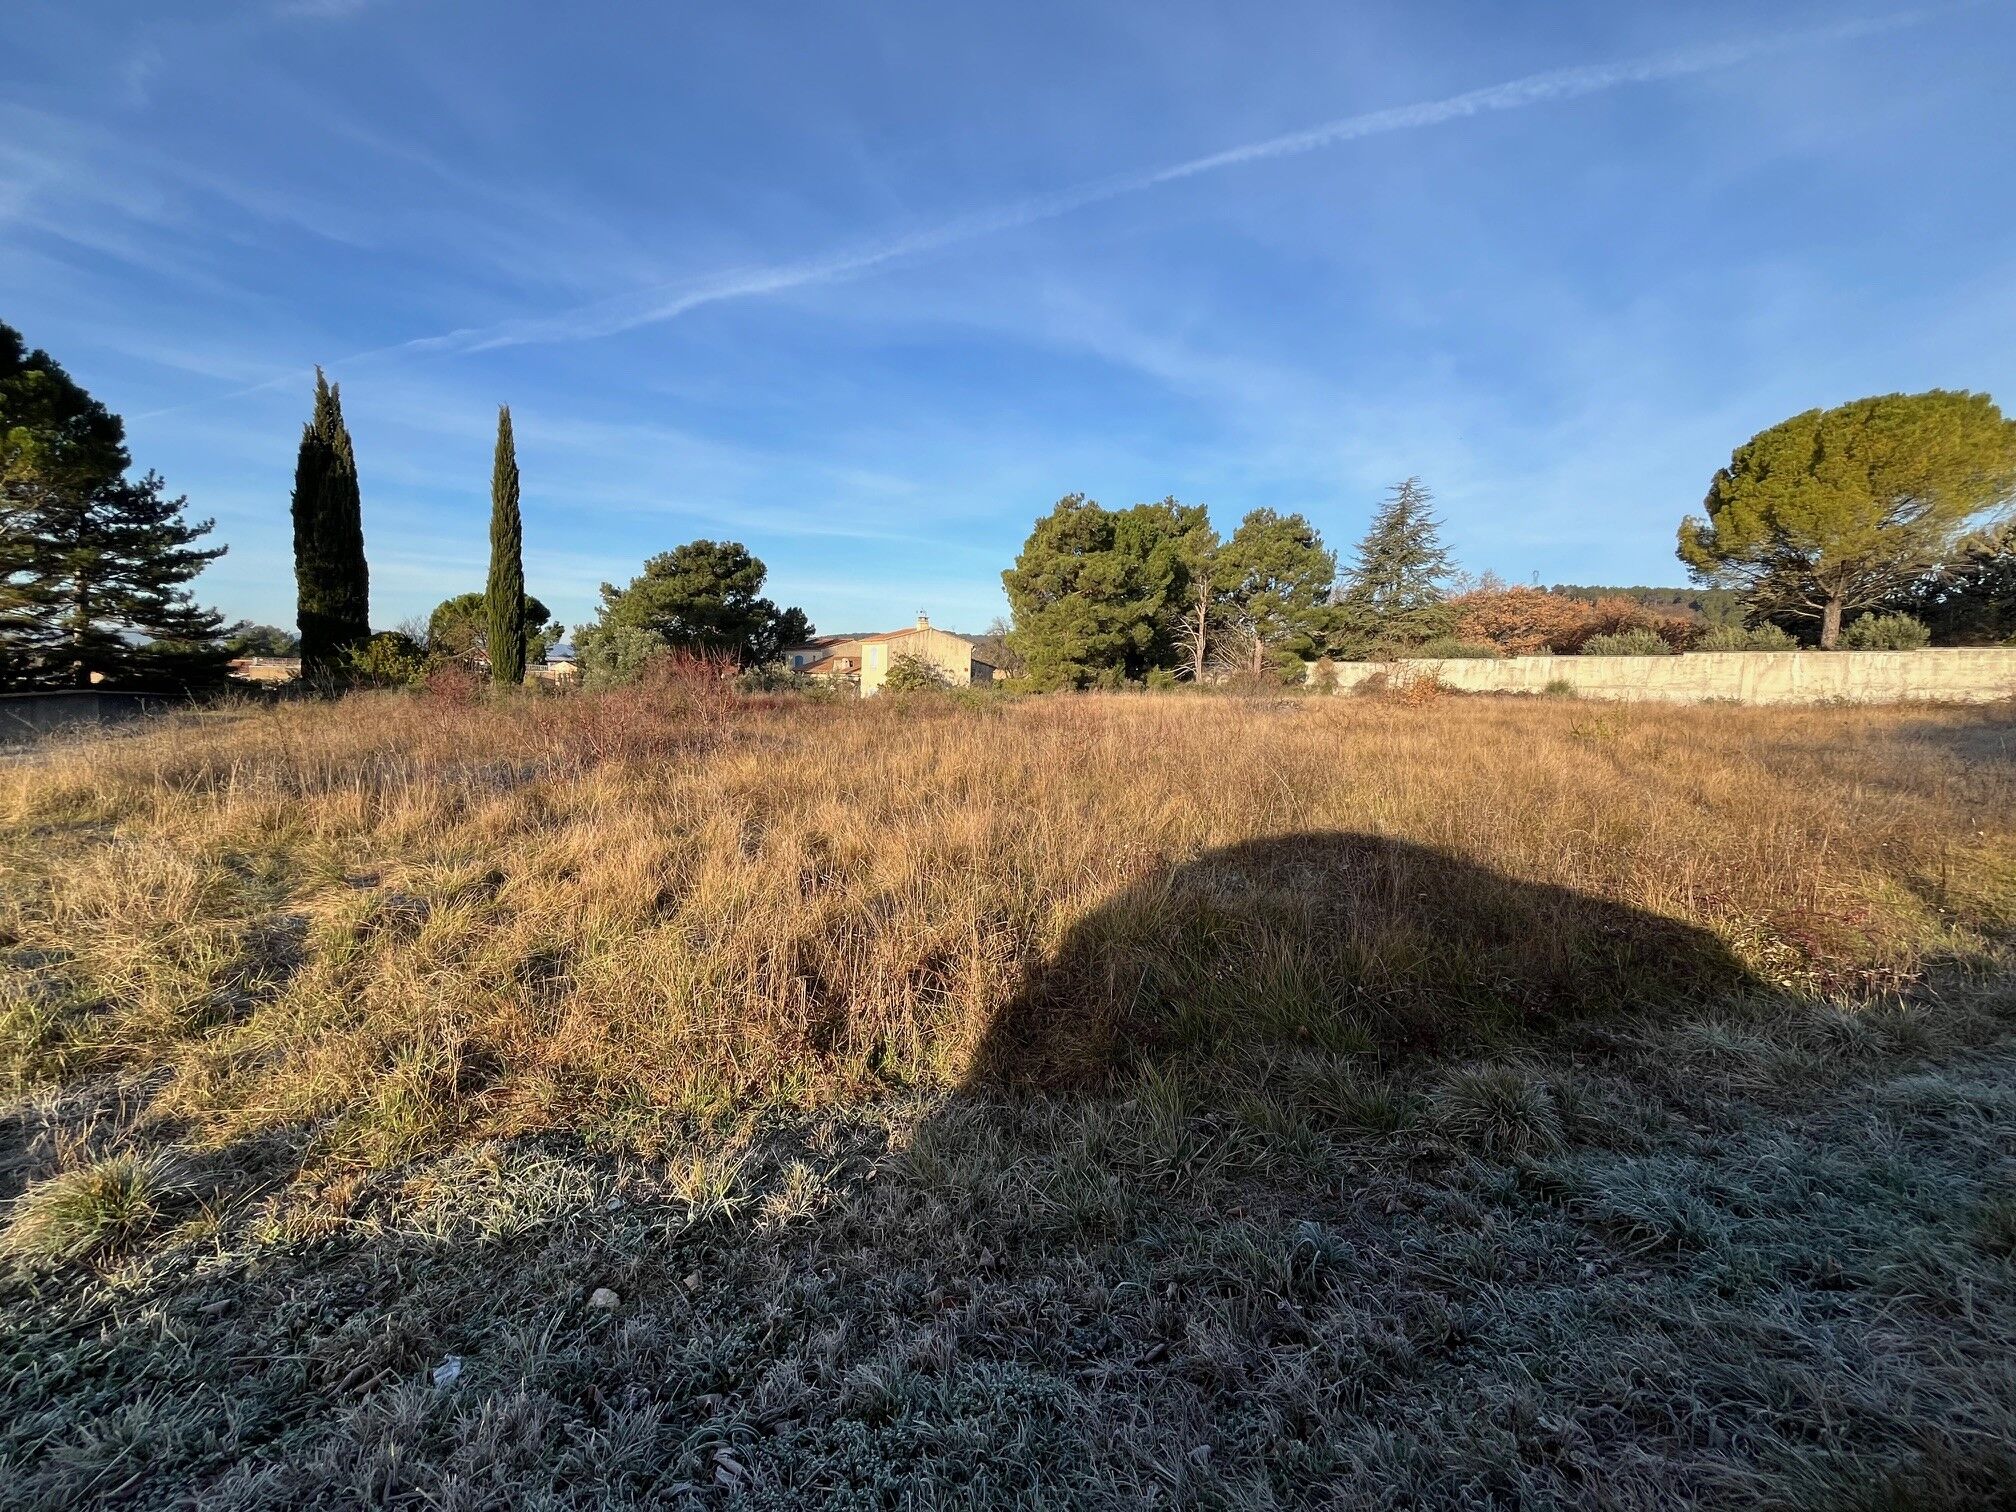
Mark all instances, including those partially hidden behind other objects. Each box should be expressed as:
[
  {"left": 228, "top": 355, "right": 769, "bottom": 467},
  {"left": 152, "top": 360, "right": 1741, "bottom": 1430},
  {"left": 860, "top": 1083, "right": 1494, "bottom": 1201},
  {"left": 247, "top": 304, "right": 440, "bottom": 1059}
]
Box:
[
  {"left": 427, "top": 592, "right": 560, "bottom": 664},
  {"left": 1891, "top": 518, "right": 2016, "bottom": 646},
  {"left": 1001, "top": 494, "right": 1216, "bottom": 689},
  {"left": 1215, "top": 508, "right": 1336, "bottom": 675},
  {"left": 0, "top": 321, "right": 229, "bottom": 690},
  {"left": 224, "top": 624, "right": 300, "bottom": 657},
  {"left": 1679, "top": 390, "right": 2016, "bottom": 648},
  {"left": 589, "top": 539, "right": 810, "bottom": 667}
]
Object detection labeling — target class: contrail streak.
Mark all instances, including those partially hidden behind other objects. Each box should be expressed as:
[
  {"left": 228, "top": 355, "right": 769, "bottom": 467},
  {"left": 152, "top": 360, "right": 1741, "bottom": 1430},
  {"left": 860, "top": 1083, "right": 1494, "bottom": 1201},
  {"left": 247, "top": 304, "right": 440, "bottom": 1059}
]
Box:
[{"left": 145, "top": 8, "right": 1933, "bottom": 412}]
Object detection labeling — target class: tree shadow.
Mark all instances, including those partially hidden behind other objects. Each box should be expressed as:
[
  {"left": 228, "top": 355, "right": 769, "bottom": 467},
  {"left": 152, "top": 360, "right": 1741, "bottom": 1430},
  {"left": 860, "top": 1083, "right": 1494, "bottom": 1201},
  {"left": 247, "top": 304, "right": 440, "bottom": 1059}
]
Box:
[{"left": 965, "top": 831, "right": 1762, "bottom": 1090}]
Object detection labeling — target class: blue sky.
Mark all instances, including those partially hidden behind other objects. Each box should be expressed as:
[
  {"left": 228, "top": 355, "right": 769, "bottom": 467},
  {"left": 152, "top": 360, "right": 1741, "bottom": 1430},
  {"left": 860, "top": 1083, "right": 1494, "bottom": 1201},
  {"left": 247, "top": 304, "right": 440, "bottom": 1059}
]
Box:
[{"left": 5, "top": 1, "right": 2012, "bottom": 638}]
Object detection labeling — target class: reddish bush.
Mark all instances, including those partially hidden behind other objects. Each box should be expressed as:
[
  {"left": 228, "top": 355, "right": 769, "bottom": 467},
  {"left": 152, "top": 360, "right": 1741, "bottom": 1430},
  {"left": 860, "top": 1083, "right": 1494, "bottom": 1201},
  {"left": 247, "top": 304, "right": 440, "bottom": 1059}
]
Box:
[
  {"left": 1454, "top": 587, "right": 1597, "bottom": 654},
  {"left": 1455, "top": 588, "right": 1699, "bottom": 654},
  {"left": 1581, "top": 596, "right": 1698, "bottom": 652},
  {"left": 422, "top": 661, "right": 484, "bottom": 706}
]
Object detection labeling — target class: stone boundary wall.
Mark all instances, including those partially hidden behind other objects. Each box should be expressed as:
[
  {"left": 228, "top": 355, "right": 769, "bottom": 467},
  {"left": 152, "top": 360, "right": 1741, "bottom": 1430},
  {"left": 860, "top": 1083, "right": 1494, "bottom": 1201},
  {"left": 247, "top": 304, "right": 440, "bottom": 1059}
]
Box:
[{"left": 1304, "top": 648, "right": 2016, "bottom": 706}]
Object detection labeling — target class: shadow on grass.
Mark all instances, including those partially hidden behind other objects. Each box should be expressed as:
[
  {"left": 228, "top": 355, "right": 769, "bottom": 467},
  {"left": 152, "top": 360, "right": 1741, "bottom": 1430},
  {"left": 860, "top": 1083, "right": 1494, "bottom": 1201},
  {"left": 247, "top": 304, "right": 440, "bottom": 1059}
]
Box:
[
  {"left": 15, "top": 837, "right": 2016, "bottom": 1507},
  {"left": 965, "top": 831, "right": 1761, "bottom": 1089}
]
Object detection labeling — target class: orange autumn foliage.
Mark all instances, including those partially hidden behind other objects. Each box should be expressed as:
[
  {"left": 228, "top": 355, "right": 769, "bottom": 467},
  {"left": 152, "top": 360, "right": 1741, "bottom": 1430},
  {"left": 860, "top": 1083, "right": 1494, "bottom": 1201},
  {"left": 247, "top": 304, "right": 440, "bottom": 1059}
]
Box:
[{"left": 1454, "top": 587, "right": 1698, "bottom": 654}]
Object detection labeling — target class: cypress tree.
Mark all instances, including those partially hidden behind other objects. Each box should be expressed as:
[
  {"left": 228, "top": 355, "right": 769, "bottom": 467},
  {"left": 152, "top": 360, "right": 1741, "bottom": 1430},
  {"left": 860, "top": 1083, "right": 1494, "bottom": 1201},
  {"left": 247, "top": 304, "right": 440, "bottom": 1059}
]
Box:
[
  {"left": 485, "top": 405, "right": 527, "bottom": 687},
  {"left": 290, "top": 369, "right": 369, "bottom": 683}
]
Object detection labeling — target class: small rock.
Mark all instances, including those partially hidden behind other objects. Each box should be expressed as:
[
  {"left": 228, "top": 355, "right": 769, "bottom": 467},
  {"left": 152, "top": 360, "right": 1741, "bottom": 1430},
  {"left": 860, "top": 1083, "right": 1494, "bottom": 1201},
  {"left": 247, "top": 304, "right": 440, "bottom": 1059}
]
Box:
[
  {"left": 431, "top": 1355, "right": 463, "bottom": 1389},
  {"left": 682, "top": 1271, "right": 701, "bottom": 1292},
  {"left": 588, "top": 1287, "right": 621, "bottom": 1311}
]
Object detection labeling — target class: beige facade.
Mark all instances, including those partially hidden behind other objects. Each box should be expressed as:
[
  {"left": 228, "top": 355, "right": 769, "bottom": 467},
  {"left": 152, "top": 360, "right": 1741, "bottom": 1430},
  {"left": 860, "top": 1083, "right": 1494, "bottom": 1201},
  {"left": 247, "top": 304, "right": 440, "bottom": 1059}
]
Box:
[
  {"left": 229, "top": 657, "right": 301, "bottom": 683},
  {"left": 857, "top": 615, "right": 996, "bottom": 695},
  {"left": 1302, "top": 647, "right": 2016, "bottom": 705},
  {"left": 783, "top": 635, "right": 862, "bottom": 675}
]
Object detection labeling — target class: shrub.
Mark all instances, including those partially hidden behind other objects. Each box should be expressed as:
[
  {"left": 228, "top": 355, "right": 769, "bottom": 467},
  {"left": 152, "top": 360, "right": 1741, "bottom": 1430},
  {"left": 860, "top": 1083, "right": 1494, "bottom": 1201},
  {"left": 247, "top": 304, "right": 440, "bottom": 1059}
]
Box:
[
  {"left": 1842, "top": 613, "right": 1932, "bottom": 651},
  {"left": 422, "top": 661, "right": 485, "bottom": 706},
  {"left": 1389, "top": 669, "right": 1446, "bottom": 705},
  {"left": 884, "top": 653, "right": 953, "bottom": 694},
  {"left": 1454, "top": 586, "right": 1696, "bottom": 654},
  {"left": 345, "top": 631, "right": 434, "bottom": 688},
  {"left": 1579, "top": 629, "right": 1675, "bottom": 657},
  {"left": 1411, "top": 637, "right": 1502, "bottom": 660},
  {"left": 1695, "top": 623, "right": 1798, "bottom": 652},
  {"left": 736, "top": 664, "right": 815, "bottom": 694},
  {"left": 1582, "top": 596, "right": 1698, "bottom": 652},
  {"left": 1543, "top": 678, "right": 1578, "bottom": 697},
  {"left": 574, "top": 624, "right": 671, "bottom": 689},
  {"left": 1144, "top": 667, "right": 1180, "bottom": 692}
]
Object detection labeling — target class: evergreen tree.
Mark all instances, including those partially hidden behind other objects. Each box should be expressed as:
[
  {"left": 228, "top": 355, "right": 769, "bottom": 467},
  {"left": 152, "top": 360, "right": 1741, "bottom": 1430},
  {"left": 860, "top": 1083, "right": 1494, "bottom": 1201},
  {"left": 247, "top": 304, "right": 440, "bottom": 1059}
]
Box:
[
  {"left": 1680, "top": 391, "right": 2016, "bottom": 647},
  {"left": 1217, "top": 508, "right": 1337, "bottom": 677},
  {"left": 290, "top": 369, "right": 369, "bottom": 683},
  {"left": 1115, "top": 496, "right": 1215, "bottom": 677},
  {"left": 485, "top": 405, "right": 527, "bottom": 686},
  {"left": 0, "top": 321, "right": 228, "bottom": 690},
  {"left": 428, "top": 591, "right": 561, "bottom": 665},
  {"left": 1333, "top": 477, "right": 1456, "bottom": 655},
  {"left": 589, "top": 539, "right": 810, "bottom": 666},
  {"left": 222, "top": 623, "right": 300, "bottom": 657},
  {"left": 1001, "top": 494, "right": 1212, "bottom": 688}
]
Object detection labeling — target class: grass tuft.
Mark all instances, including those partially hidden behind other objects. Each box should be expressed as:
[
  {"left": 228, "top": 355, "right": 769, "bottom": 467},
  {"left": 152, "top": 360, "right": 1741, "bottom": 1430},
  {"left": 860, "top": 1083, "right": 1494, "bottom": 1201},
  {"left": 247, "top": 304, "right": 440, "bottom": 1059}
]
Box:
[
  {"left": 1429, "top": 1064, "right": 1563, "bottom": 1154},
  {"left": 3, "top": 1151, "right": 184, "bottom": 1264}
]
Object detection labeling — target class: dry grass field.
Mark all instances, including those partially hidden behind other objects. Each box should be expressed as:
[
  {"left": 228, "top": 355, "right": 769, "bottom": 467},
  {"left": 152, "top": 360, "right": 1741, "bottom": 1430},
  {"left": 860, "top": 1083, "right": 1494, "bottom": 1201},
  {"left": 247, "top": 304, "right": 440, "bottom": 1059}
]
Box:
[{"left": 3, "top": 679, "right": 2015, "bottom": 1507}]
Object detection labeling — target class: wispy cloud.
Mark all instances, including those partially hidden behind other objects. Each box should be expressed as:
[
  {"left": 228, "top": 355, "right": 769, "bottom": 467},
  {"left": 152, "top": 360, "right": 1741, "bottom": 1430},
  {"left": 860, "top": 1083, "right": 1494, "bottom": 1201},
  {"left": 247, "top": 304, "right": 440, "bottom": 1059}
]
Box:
[
  {"left": 393, "top": 9, "right": 1933, "bottom": 355},
  {"left": 139, "top": 6, "right": 1939, "bottom": 418}
]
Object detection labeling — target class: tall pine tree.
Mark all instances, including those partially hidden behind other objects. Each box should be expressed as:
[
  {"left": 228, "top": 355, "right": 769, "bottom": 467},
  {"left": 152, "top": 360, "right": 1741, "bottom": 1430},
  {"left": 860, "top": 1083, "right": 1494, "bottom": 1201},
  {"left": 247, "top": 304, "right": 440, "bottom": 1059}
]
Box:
[
  {"left": 1332, "top": 477, "right": 1456, "bottom": 655},
  {"left": 0, "top": 321, "right": 229, "bottom": 690},
  {"left": 485, "top": 405, "right": 527, "bottom": 686},
  {"left": 290, "top": 369, "right": 369, "bottom": 684}
]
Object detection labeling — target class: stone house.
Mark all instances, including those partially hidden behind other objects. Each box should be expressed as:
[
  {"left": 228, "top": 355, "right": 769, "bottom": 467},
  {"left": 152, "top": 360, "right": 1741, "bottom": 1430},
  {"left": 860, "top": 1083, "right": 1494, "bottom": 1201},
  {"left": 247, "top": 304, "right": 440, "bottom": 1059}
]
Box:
[
  {"left": 781, "top": 634, "right": 866, "bottom": 686},
  {"left": 857, "top": 614, "right": 996, "bottom": 696}
]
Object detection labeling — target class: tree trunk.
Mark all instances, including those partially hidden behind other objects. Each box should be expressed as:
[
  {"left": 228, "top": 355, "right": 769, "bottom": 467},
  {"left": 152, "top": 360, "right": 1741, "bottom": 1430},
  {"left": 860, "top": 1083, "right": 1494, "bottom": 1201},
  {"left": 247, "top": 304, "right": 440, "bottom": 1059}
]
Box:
[
  {"left": 1190, "top": 596, "right": 1208, "bottom": 684},
  {"left": 1820, "top": 597, "right": 1843, "bottom": 650}
]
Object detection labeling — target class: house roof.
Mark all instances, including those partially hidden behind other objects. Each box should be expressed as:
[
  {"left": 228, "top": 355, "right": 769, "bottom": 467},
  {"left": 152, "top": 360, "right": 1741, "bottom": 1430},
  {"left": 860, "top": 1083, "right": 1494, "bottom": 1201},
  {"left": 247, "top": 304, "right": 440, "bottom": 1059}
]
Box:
[
  {"left": 782, "top": 634, "right": 867, "bottom": 653},
  {"left": 858, "top": 625, "right": 978, "bottom": 645}
]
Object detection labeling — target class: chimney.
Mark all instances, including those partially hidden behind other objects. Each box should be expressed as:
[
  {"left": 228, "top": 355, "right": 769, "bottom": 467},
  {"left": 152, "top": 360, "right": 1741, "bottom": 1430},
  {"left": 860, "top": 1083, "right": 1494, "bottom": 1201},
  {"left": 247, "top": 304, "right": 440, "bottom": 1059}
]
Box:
[{"left": 916, "top": 610, "right": 930, "bottom": 630}]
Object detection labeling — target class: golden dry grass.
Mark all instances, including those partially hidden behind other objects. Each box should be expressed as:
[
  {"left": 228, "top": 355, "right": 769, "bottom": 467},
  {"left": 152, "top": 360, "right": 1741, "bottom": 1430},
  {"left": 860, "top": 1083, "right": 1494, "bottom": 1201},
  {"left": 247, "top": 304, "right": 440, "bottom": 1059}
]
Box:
[
  {"left": 3, "top": 685, "right": 2012, "bottom": 1160},
  {"left": 6, "top": 684, "right": 2016, "bottom": 1508}
]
